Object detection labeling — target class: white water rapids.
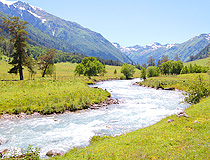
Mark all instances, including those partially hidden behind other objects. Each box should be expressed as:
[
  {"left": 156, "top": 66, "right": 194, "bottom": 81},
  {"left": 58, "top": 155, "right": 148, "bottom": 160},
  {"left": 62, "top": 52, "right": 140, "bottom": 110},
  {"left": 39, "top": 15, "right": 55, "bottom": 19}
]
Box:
[{"left": 0, "top": 79, "right": 190, "bottom": 158}]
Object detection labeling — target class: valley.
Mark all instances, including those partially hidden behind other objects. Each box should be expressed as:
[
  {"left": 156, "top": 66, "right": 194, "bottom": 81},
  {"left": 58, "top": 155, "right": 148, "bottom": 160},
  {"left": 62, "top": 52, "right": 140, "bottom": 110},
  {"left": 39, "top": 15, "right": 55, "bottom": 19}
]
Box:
[{"left": 0, "top": 0, "right": 209, "bottom": 159}]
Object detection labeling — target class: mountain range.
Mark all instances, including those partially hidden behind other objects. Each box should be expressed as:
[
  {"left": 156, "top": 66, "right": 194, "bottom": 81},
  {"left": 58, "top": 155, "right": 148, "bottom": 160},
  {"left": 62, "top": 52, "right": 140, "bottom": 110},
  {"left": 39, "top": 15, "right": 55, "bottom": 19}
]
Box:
[
  {"left": 0, "top": 0, "right": 209, "bottom": 65},
  {"left": 0, "top": 0, "right": 132, "bottom": 63},
  {"left": 113, "top": 34, "right": 210, "bottom": 64}
]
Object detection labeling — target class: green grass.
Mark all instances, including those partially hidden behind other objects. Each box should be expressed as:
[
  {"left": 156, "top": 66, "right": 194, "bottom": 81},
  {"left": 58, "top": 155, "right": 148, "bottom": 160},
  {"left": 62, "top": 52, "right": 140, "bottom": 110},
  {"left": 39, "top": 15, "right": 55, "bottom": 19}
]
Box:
[
  {"left": 0, "top": 78, "right": 111, "bottom": 114},
  {"left": 0, "top": 60, "right": 140, "bottom": 115},
  {"left": 185, "top": 57, "right": 210, "bottom": 67},
  {"left": 49, "top": 72, "right": 209, "bottom": 160},
  {"left": 0, "top": 60, "right": 141, "bottom": 81},
  {"left": 141, "top": 73, "right": 210, "bottom": 91},
  {"left": 52, "top": 94, "right": 210, "bottom": 160}
]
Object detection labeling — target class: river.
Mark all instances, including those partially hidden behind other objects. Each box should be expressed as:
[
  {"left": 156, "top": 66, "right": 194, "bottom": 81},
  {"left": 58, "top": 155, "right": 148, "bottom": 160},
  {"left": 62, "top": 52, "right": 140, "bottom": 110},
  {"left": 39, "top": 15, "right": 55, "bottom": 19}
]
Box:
[{"left": 0, "top": 78, "right": 190, "bottom": 158}]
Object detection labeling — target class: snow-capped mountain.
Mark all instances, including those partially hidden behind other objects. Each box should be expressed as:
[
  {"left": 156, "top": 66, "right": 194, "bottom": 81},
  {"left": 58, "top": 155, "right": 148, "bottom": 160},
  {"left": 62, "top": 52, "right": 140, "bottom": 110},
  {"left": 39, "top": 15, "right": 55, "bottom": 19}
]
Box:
[
  {"left": 113, "top": 34, "right": 210, "bottom": 64},
  {"left": 0, "top": 0, "right": 132, "bottom": 63}
]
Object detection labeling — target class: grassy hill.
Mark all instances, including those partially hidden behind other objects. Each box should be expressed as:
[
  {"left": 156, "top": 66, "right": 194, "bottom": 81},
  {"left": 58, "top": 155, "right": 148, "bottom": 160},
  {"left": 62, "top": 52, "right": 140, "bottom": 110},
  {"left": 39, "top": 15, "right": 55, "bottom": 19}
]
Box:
[{"left": 185, "top": 56, "right": 210, "bottom": 67}]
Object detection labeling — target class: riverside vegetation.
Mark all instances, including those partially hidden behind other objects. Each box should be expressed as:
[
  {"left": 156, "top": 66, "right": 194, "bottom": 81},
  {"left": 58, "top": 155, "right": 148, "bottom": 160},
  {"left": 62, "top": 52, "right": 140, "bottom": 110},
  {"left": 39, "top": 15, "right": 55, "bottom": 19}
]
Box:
[
  {"left": 49, "top": 58, "right": 209, "bottom": 160},
  {"left": 0, "top": 58, "right": 141, "bottom": 116}
]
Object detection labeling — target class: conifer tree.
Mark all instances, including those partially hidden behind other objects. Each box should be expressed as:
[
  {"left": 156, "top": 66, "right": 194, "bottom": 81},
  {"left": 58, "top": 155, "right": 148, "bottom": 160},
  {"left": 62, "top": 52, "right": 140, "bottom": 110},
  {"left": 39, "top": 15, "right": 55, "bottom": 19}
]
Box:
[{"left": 2, "top": 16, "right": 29, "bottom": 80}]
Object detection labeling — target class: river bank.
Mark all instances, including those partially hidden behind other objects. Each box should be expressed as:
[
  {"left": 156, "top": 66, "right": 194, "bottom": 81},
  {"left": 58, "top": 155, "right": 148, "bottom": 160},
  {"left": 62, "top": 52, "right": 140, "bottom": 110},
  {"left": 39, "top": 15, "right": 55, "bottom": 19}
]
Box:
[
  {"left": 0, "top": 98, "right": 119, "bottom": 120},
  {"left": 0, "top": 78, "right": 190, "bottom": 159},
  {"left": 50, "top": 76, "right": 209, "bottom": 160}
]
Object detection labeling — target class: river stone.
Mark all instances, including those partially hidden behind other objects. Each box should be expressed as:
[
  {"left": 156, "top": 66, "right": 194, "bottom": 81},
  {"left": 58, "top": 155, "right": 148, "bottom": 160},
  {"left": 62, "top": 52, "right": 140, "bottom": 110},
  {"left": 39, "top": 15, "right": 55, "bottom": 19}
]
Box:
[
  {"left": 193, "top": 120, "right": 200, "bottom": 123},
  {"left": 46, "top": 150, "right": 57, "bottom": 157},
  {"left": 46, "top": 149, "right": 61, "bottom": 157},
  {"left": 167, "top": 119, "right": 174, "bottom": 123}
]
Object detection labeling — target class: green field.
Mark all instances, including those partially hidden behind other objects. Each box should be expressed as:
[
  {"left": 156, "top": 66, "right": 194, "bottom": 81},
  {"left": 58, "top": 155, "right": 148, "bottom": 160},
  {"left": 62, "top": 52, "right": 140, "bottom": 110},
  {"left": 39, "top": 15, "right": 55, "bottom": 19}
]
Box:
[
  {"left": 0, "top": 59, "right": 141, "bottom": 115},
  {"left": 1, "top": 58, "right": 209, "bottom": 159},
  {"left": 52, "top": 97, "right": 209, "bottom": 160},
  {"left": 0, "top": 59, "right": 141, "bottom": 81},
  {"left": 185, "top": 57, "right": 210, "bottom": 67},
  {"left": 50, "top": 59, "right": 210, "bottom": 160},
  {"left": 51, "top": 72, "right": 210, "bottom": 160}
]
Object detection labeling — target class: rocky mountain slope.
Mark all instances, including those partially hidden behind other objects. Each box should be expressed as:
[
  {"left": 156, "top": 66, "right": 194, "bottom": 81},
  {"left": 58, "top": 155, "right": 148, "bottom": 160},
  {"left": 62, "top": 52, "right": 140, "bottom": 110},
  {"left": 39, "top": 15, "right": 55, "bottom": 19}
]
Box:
[
  {"left": 113, "top": 34, "right": 210, "bottom": 64},
  {"left": 0, "top": 0, "right": 132, "bottom": 63}
]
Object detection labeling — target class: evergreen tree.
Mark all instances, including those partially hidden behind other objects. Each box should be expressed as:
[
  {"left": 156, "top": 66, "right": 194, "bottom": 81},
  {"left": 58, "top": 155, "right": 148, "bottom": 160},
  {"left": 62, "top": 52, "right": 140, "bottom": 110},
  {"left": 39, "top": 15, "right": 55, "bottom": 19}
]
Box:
[
  {"left": 114, "top": 69, "right": 117, "bottom": 75},
  {"left": 2, "top": 16, "right": 29, "bottom": 80}
]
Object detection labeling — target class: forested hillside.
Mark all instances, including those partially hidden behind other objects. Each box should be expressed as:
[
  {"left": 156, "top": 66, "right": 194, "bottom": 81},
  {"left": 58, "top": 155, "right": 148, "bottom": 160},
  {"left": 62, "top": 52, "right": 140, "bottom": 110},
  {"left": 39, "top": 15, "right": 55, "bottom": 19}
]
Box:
[{"left": 0, "top": 1, "right": 132, "bottom": 63}]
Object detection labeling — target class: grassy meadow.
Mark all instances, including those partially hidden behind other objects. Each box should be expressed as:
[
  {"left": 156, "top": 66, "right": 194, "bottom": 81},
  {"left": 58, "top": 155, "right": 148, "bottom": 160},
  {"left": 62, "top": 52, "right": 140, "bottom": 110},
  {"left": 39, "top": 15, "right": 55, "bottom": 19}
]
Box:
[
  {"left": 52, "top": 96, "right": 209, "bottom": 160},
  {"left": 50, "top": 58, "right": 210, "bottom": 160},
  {"left": 0, "top": 57, "right": 209, "bottom": 159},
  {"left": 185, "top": 57, "right": 210, "bottom": 67},
  {"left": 140, "top": 73, "right": 210, "bottom": 91},
  {"left": 0, "top": 59, "right": 141, "bottom": 115}
]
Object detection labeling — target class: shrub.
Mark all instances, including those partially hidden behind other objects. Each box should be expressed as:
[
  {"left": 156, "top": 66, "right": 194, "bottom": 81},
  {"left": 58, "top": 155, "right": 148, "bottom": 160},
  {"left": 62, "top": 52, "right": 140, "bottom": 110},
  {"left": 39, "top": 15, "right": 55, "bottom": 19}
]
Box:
[
  {"left": 184, "top": 75, "right": 210, "bottom": 104},
  {"left": 180, "top": 66, "right": 189, "bottom": 74},
  {"left": 121, "top": 64, "right": 135, "bottom": 79},
  {"left": 146, "top": 66, "right": 160, "bottom": 77}
]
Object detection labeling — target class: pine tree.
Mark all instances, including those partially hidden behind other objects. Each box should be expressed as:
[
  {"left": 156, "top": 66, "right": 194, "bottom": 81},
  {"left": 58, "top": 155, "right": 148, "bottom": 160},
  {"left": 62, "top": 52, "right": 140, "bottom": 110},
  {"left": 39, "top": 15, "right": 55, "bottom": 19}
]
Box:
[{"left": 2, "top": 16, "right": 29, "bottom": 80}]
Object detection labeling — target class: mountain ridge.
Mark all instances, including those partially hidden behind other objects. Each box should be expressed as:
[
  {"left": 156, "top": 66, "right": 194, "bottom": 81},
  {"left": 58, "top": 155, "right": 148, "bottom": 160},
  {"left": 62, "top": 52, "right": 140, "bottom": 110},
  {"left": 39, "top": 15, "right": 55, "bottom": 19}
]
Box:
[
  {"left": 0, "top": 0, "right": 132, "bottom": 63},
  {"left": 113, "top": 33, "right": 210, "bottom": 64}
]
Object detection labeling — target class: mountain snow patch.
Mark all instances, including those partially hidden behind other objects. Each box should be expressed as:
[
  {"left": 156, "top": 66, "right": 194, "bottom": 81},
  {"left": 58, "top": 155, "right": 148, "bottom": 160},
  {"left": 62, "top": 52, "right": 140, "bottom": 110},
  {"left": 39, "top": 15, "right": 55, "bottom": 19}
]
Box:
[
  {"left": 27, "top": 10, "right": 41, "bottom": 19},
  {"left": 0, "top": 0, "right": 17, "bottom": 5},
  {"left": 29, "top": 4, "right": 44, "bottom": 11}
]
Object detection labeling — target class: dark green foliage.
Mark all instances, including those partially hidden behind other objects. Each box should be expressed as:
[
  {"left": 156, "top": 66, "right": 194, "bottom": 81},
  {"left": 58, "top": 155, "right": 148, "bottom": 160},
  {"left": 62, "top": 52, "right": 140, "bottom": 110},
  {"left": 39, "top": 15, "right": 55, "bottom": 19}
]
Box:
[
  {"left": 114, "top": 69, "right": 117, "bottom": 75},
  {"left": 44, "top": 64, "right": 56, "bottom": 76},
  {"left": 38, "top": 48, "right": 56, "bottom": 77},
  {"left": 140, "top": 67, "right": 146, "bottom": 80},
  {"left": 184, "top": 75, "right": 210, "bottom": 104},
  {"left": 120, "top": 63, "right": 135, "bottom": 79},
  {"left": 161, "top": 60, "right": 172, "bottom": 75},
  {"left": 160, "top": 60, "right": 183, "bottom": 75},
  {"left": 170, "top": 61, "right": 183, "bottom": 74},
  {"left": 74, "top": 63, "right": 85, "bottom": 76},
  {"left": 12, "top": 107, "right": 22, "bottom": 115},
  {"left": 180, "top": 66, "right": 189, "bottom": 74},
  {"left": 74, "top": 57, "right": 106, "bottom": 78},
  {"left": 2, "top": 16, "right": 30, "bottom": 80},
  {"left": 181, "top": 64, "right": 209, "bottom": 74},
  {"left": 146, "top": 66, "right": 160, "bottom": 78},
  {"left": 135, "top": 63, "right": 142, "bottom": 70}
]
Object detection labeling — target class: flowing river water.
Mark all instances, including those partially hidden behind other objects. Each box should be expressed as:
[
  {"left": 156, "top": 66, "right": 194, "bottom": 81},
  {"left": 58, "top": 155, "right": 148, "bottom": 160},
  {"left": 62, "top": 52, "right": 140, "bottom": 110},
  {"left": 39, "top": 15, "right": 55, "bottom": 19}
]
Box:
[{"left": 0, "top": 79, "right": 190, "bottom": 158}]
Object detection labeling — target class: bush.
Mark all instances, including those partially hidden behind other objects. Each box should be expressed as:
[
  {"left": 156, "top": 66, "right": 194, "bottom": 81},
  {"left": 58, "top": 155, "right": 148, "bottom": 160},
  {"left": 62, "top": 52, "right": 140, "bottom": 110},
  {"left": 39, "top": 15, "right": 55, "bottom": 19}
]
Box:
[
  {"left": 146, "top": 66, "right": 160, "bottom": 77},
  {"left": 121, "top": 64, "right": 135, "bottom": 79},
  {"left": 180, "top": 66, "right": 189, "bottom": 74},
  {"left": 184, "top": 75, "right": 210, "bottom": 104}
]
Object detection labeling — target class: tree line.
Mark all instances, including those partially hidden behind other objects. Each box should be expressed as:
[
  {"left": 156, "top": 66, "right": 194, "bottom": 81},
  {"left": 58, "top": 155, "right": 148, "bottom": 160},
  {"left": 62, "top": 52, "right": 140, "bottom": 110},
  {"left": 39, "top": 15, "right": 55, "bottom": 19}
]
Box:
[
  {"left": 0, "top": 16, "right": 124, "bottom": 80},
  {"left": 140, "top": 55, "right": 209, "bottom": 80}
]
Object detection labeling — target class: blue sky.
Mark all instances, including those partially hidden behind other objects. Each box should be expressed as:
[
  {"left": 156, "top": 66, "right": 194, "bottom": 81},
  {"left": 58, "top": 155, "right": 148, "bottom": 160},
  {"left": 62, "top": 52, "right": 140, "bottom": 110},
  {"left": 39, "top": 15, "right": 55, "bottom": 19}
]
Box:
[{"left": 5, "top": 0, "right": 210, "bottom": 46}]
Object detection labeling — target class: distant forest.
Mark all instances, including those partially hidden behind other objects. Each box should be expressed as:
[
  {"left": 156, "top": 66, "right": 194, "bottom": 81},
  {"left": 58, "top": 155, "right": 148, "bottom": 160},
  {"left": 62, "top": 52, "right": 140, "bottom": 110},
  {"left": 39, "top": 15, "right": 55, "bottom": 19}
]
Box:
[{"left": 0, "top": 38, "right": 123, "bottom": 66}]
